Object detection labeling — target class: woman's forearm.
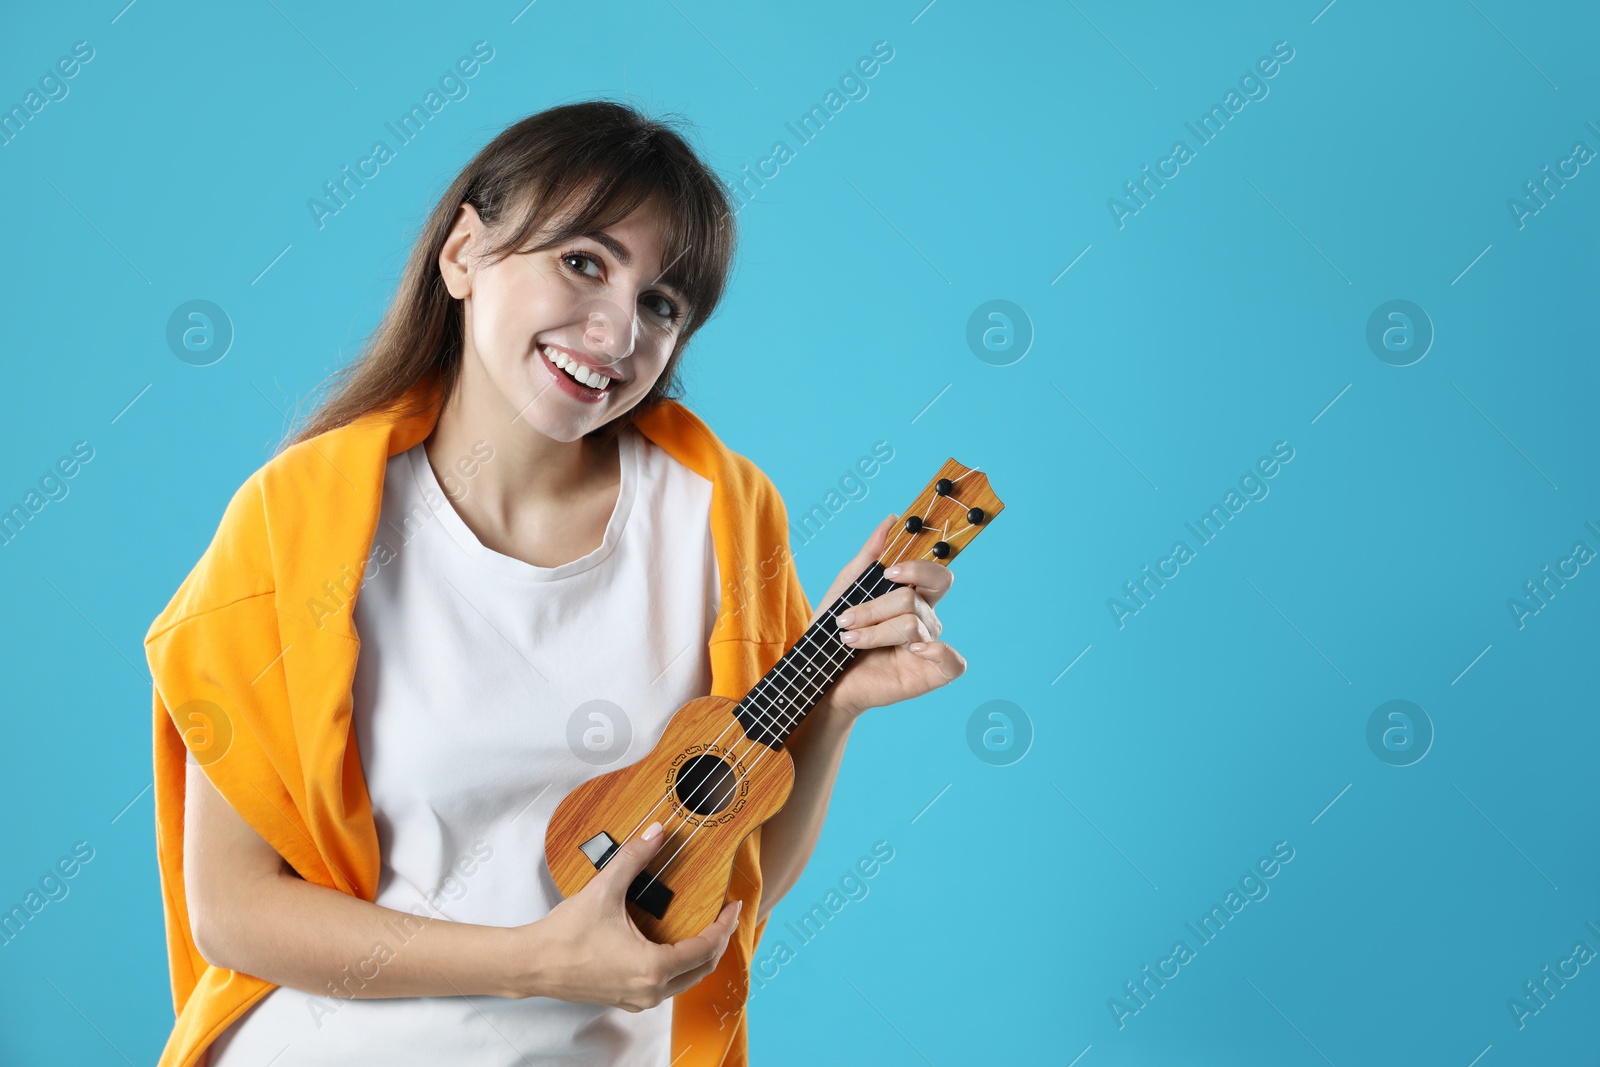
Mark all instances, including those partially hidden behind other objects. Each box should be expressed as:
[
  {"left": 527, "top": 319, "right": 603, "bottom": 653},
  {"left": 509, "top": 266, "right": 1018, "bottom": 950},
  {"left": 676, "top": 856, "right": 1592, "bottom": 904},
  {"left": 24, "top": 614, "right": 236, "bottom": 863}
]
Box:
[
  {"left": 201, "top": 868, "right": 528, "bottom": 1000},
  {"left": 754, "top": 698, "right": 856, "bottom": 926}
]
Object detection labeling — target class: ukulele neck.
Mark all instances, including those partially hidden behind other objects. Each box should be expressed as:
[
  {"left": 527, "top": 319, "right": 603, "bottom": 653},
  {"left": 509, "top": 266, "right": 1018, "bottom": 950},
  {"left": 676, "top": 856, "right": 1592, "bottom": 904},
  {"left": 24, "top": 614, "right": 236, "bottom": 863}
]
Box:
[
  {"left": 733, "top": 560, "right": 897, "bottom": 748},
  {"left": 730, "top": 458, "right": 1004, "bottom": 750}
]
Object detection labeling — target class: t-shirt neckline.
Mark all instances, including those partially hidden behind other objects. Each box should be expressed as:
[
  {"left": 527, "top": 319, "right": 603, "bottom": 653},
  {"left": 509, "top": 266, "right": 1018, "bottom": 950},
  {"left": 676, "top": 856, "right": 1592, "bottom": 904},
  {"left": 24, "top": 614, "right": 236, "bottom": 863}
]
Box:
[{"left": 405, "top": 428, "right": 639, "bottom": 583}]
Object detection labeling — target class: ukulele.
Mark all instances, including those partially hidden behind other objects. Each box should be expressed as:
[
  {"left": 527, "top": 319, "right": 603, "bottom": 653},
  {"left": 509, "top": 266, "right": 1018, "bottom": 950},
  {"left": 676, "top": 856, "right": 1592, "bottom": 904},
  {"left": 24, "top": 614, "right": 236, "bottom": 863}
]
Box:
[{"left": 544, "top": 459, "right": 1004, "bottom": 944}]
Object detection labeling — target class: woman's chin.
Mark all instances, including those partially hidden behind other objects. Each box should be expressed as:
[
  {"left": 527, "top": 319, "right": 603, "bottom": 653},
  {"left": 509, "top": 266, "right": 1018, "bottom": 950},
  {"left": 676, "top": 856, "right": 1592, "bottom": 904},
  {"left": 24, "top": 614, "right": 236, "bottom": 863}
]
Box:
[{"left": 516, "top": 410, "right": 590, "bottom": 443}]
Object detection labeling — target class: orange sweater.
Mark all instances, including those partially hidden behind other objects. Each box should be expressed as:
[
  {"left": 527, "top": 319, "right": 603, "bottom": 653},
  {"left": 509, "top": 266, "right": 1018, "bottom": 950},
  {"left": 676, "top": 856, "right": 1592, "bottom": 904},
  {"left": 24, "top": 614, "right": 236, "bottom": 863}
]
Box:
[{"left": 145, "top": 378, "right": 811, "bottom": 1066}]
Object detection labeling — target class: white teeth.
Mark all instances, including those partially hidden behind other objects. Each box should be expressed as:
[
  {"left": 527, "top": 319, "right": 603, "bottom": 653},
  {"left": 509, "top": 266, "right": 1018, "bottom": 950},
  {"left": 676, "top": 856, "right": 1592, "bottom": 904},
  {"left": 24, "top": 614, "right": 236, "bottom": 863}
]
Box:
[{"left": 543, "top": 345, "right": 611, "bottom": 390}]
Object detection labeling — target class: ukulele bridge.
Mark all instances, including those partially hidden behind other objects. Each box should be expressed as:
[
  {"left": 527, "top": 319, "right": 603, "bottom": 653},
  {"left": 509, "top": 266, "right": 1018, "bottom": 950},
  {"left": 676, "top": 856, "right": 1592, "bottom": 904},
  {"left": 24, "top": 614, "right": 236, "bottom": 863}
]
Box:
[{"left": 578, "top": 831, "right": 675, "bottom": 920}]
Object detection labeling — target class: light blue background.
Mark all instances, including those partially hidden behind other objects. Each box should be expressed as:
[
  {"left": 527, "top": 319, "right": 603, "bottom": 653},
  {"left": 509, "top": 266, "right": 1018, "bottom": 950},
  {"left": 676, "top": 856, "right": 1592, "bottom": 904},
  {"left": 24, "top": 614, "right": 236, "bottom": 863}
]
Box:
[{"left": 2, "top": 1, "right": 1597, "bottom": 1064}]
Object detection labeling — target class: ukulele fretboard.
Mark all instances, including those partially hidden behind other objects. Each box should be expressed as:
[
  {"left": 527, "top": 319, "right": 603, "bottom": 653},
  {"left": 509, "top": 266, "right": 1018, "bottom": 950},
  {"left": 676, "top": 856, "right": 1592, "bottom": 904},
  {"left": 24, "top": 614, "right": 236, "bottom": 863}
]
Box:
[
  {"left": 731, "top": 459, "right": 1003, "bottom": 750},
  {"left": 733, "top": 561, "right": 896, "bottom": 748}
]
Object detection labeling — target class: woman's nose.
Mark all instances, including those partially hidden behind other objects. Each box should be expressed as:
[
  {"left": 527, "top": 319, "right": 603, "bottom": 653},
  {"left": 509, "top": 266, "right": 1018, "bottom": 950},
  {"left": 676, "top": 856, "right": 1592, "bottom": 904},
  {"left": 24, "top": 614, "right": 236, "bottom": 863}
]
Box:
[{"left": 580, "top": 302, "right": 637, "bottom": 365}]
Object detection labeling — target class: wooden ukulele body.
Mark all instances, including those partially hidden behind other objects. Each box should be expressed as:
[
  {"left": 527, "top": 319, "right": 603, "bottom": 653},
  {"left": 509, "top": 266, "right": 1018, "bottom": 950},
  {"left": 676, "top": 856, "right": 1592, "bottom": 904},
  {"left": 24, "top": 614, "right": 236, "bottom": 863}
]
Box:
[{"left": 544, "top": 694, "right": 795, "bottom": 944}]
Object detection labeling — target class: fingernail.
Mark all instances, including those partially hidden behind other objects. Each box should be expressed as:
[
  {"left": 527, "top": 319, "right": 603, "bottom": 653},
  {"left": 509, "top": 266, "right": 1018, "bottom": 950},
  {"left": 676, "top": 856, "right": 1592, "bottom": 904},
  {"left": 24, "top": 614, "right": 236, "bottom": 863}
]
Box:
[
  {"left": 642, "top": 821, "right": 663, "bottom": 840},
  {"left": 909, "top": 642, "right": 927, "bottom": 653},
  {"left": 841, "top": 630, "right": 859, "bottom": 644},
  {"left": 734, "top": 900, "right": 744, "bottom": 916},
  {"left": 836, "top": 611, "right": 855, "bottom": 627},
  {"left": 885, "top": 565, "right": 902, "bottom": 579}
]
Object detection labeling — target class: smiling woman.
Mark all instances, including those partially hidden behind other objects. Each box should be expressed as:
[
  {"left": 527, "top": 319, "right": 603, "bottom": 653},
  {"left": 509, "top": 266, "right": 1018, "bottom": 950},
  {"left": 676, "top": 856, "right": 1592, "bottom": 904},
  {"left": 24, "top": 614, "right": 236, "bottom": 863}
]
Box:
[{"left": 149, "top": 98, "right": 965, "bottom": 1067}]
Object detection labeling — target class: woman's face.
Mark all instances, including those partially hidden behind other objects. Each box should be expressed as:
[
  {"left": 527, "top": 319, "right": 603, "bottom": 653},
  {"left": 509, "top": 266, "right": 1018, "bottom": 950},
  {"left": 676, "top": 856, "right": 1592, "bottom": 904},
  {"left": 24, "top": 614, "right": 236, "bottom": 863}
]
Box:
[{"left": 442, "top": 198, "right": 686, "bottom": 442}]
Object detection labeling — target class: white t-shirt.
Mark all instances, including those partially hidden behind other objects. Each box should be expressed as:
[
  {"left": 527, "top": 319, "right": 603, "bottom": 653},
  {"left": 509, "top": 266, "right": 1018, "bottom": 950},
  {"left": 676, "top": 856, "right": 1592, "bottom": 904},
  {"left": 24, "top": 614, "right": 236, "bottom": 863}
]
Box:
[{"left": 207, "top": 424, "right": 721, "bottom": 1067}]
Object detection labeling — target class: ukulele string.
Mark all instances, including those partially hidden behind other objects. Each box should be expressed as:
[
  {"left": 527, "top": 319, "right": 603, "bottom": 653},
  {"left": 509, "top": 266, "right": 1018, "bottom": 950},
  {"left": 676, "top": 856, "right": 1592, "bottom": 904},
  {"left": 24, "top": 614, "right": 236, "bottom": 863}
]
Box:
[
  {"left": 667, "top": 465, "right": 984, "bottom": 827},
  {"left": 631, "top": 470, "right": 986, "bottom": 887},
  {"left": 633, "top": 550, "right": 919, "bottom": 899},
  {"left": 639, "top": 492, "right": 985, "bottom": 899},
  {"left": 627, "top": 482, "right": 951, "bottom": 850},
  {"left": 609, "top": 559, "right": 890, "bottom": 856},
  {"left": 640, "top": 469, "right": 987, "bottom": 857},
  {"left": 638, "top": 529, "right": 967, "bottom": 896}
]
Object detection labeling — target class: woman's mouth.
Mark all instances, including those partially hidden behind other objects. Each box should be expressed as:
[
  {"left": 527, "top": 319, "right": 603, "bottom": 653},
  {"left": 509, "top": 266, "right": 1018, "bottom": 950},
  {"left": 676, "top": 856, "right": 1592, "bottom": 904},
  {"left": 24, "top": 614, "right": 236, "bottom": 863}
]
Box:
[{"left": 540, "top": 344, "right": 615, "bottom": 401}]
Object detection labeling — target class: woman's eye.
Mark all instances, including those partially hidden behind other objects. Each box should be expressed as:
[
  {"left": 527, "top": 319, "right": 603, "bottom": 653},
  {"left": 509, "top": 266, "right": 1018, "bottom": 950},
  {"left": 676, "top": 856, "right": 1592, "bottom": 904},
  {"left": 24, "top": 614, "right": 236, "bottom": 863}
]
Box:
[
  {"left": 562, "top": 252, "right": 601, "bottom": 278},
  {"left": 560, "top": 251, "right": 678, "bottom": 322},
  {"left": 643, "top": 294, "right": 680, "bottom": 321}
]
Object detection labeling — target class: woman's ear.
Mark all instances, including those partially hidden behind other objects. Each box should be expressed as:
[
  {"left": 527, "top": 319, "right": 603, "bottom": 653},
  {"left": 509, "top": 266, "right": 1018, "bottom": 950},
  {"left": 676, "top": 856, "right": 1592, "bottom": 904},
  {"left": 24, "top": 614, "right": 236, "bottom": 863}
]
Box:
[{"left": 438, "top": 202, "right": 483, "bottom": 299}]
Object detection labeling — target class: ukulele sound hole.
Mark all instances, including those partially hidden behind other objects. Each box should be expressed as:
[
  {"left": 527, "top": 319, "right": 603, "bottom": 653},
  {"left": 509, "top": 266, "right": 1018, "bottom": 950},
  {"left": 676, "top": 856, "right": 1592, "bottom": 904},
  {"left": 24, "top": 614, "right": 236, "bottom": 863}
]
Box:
[{"left": 673, "top": 754, "right": 738, "bottom": 817}]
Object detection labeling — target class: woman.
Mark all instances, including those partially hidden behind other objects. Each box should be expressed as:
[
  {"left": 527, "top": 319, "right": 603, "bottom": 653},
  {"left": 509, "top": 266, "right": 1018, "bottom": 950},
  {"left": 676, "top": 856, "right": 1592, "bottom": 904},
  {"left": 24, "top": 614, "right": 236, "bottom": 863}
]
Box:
[{"left": 146, "top": 100, "right": 964, "bottom": 1066}]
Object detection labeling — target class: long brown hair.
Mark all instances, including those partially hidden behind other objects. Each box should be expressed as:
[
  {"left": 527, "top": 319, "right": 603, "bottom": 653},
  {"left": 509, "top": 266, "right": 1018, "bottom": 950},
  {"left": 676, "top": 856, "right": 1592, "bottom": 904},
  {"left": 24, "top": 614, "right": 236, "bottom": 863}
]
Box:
[{"left": 280, "top": 99, "right": 737, "bottom": 452}]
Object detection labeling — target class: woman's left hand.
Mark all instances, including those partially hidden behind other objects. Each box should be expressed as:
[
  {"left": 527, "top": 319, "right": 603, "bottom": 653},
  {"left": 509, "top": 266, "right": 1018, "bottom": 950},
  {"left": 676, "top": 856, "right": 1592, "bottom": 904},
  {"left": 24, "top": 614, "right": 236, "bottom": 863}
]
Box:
[{"left": 808, "top": 513, "right": 966, "bottom": 720}]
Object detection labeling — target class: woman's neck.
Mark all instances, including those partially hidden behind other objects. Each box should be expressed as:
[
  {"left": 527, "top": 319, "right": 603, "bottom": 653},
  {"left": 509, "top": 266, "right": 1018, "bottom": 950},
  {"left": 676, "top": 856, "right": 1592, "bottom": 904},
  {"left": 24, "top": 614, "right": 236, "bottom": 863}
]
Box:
[{"left": 425, "top": 371, "right": 620, "bottom": 537}]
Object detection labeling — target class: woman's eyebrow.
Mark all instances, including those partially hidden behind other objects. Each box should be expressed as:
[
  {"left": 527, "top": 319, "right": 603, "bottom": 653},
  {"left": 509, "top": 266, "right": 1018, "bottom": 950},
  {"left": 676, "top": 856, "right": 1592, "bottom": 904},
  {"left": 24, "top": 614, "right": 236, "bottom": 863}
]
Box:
[
  {"left": 581, "top": 230, "right": 632, "bottom": 265},
  {"left": 580, "top": 229, "right": 686, "bottom": 302},
  {"left": 653, "top": 278, "right": 688, "bottom": 302}
]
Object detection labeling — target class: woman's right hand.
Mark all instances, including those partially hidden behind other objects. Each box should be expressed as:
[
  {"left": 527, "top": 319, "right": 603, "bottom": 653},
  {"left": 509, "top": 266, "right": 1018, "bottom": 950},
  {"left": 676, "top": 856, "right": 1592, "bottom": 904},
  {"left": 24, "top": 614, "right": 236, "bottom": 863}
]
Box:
[{"left": 506, "top": 821, "right": 743, "bottom": 1011}]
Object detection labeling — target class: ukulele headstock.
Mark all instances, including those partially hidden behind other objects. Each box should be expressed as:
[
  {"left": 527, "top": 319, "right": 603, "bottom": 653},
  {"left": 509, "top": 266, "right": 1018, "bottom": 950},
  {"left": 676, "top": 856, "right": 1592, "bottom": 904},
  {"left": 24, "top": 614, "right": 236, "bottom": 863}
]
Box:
[{"left": 878, "top": 459, "right": 1004, "bottom": 570}]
